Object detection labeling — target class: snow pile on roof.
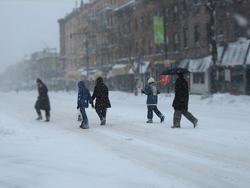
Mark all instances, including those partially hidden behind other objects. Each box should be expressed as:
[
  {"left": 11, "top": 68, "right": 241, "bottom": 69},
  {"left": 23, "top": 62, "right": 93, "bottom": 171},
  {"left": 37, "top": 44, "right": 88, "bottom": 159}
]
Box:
[
  {"left": 128, "top": 61, "right": 150, "bottom": 74},
  {"left": 233, "top": 13, "right": 248, "bottom": 27},
  {"left": 219, "top": 39, "right": 250, "bottom": 66},
  {"left": 114, "top": 0, "right": 135, "bottom": 12},
  {"left": 179, "top": 56, "right": 212, "bottom": 72},
  {"left": 113, "top": 64, "right": 129, "bottom": 70}
]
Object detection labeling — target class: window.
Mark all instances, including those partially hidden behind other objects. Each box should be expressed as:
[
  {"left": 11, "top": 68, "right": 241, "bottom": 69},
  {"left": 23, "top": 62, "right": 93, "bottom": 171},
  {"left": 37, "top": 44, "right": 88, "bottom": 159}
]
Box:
[
  {"left": 182, "top": 0, "right": 188, "bottom": 16},
  {"left": 141, "top": 40, "right": 145, "bottom": 55},
  {"left": 164, "top": 8, "right": 168, "bottom": 22},
  {"left": 193, "top": 73, "right": 205, "bottom": 84},
  {"left": 135, "top": 19, "right": 138, "bottom": 32},
  {"left": 147, "top": 14, "right": 151, "bottom": 25},
  {"left": 194, "top": 25, "right": 200, "bottom": 46},
  {"left": 149, "top": 40, "right": 153, "bottom": 54},
  {"left": 183, "top": 27, "right": 188, "bottom": 48},
  {"left": 173, "top": 33, "right": 180, "bottom": 52},
  {"left": 206, "top": 23, "right": 210, "bottom": 45},
  {"left": 173, "top": 5, "right": 178, "bottom": 21},
  {"left": 193, "top": 0, "right": 200, "bottom": 15},
  {"left": 135, "top": 42, "right": 138, "bottom": 55},
  {"left": 141, "top": 16, "right": 144, "bottom": 27}
]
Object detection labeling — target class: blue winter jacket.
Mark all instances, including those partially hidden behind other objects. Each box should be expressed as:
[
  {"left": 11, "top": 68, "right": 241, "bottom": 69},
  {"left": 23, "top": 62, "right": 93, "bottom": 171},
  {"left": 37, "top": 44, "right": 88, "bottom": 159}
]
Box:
[
  {"left": 143, "top": 84, "right": 159, "bottom": 105},
  {"left": 77, "top": 81, "right": 93, "bottom": 108}
]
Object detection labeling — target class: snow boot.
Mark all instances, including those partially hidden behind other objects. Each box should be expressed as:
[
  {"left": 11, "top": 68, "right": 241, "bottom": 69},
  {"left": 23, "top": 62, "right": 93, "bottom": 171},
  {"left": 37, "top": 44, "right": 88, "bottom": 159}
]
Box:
[
  {"left": 100, "top": 118, "right": 106, "bottom": 125},
  {"left": 193, "top": 119, "right": 198, "bottom": 128},
  {"left": 160, "top": 116, "right": 165, "bottom": 123},
  {"left": 146, "top": 119, "right": 153, "bottom": 123},
  {"left": 36, "top": 115, "right": 42, "bottom": 121},
  {"left": 171, "top": 125, "right": 180, "bottom": 128},
  {"left": 45, "top": 115, "right": 50, "bottom": 122},
  {"left": 80, "top": 121, "right": 89, "bottom": 129}
]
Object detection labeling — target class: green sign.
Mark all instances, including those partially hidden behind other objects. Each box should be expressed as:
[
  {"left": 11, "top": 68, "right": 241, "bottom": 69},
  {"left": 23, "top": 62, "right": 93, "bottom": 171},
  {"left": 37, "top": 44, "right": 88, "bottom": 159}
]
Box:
[
  {"left": 153, "top": 16, "right": 164, "bottom": 44},
  {"left": 51, "top": 58, "right": 57, "bottom": 70}
]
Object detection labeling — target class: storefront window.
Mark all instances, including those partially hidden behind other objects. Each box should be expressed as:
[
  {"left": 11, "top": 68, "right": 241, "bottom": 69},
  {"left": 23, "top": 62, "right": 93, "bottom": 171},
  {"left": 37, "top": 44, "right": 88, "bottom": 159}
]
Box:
[{"left": 193, "top": 72, "right": 204, "bottom": 84}]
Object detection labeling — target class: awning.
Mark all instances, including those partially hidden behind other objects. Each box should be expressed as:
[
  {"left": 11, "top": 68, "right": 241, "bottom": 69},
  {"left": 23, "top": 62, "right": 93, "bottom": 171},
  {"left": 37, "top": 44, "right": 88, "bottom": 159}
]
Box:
[
  {"left": 218, "top": 39, "right": 250, "bottom": 66},
  {"left": 112, "top": 64, "right": 130, "bottom": 76},
  {"left": 179, "top": 56, "right": 212, "bottom": 73},
  {"left": 128, "top": 61, "right": 150, "bottom": 74},
  {"left": 114, "top": 0, "right": 135, "bottom": 12}
]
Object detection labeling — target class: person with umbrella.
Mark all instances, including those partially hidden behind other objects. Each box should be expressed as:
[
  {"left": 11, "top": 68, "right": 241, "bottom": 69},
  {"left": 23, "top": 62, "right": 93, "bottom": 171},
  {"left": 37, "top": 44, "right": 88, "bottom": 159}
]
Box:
[{"left": 170, "top": 69, "right": 198, "bottom": 128}]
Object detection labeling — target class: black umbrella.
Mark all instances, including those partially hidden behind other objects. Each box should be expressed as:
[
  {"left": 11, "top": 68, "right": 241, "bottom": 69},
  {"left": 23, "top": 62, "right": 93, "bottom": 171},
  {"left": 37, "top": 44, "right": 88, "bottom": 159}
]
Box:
[{"left": 161, "top": 68, "right": 189, "bottom": 75}]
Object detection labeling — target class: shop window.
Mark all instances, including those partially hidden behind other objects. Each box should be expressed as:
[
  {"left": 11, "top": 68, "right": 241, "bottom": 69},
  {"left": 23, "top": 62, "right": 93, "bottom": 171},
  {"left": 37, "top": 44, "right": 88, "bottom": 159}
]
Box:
[{"left": 193, "top": 72, "right": 204, "bottom": 84}]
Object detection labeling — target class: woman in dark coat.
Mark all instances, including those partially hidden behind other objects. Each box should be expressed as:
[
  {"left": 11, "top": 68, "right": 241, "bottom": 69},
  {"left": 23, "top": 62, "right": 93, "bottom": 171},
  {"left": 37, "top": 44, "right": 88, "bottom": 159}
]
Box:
[
  {"left": 172, "top": 73, "right": 198, "bottom": 128},
  {"left": 92, "top": 77, "right": 111, "bottom": 125},
  {"left": 35, "top": 78, "right": 50, "bottom": 121}
]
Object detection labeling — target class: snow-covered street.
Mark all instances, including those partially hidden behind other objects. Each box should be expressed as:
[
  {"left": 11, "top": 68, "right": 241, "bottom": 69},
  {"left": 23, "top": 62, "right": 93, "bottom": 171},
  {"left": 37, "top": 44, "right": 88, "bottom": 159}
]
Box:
[{"left": 0, "top": 91, "right": 250, "bottom": 188}]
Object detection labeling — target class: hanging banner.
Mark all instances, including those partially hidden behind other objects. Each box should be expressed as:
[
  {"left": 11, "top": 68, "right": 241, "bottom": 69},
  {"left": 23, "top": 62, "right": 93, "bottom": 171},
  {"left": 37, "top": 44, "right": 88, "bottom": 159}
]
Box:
[
  {"left": 90, "top": 53, "right": 96, "bottom": 67},
  {"left": 51, "top": 58, "right": 57, "bottom": 70},
  {"left": 153, "top": 16, "right": 164, "bottom": 44}
]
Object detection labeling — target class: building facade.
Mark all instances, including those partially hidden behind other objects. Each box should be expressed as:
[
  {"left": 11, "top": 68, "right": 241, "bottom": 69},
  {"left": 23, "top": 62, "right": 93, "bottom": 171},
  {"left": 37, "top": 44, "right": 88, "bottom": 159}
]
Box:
[{"left": 58, "top": 0, "right": 250, "bottom": 94}]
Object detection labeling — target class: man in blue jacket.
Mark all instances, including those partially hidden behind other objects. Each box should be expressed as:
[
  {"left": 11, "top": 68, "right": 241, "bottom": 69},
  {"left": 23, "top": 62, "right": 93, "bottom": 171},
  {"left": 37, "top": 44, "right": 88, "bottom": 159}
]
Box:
[
  {"left": 142, "top": 77, "right": 165, "bottom": 123},
  {"left": 77, "top": 81, "right": 93, "bottom": 129}
]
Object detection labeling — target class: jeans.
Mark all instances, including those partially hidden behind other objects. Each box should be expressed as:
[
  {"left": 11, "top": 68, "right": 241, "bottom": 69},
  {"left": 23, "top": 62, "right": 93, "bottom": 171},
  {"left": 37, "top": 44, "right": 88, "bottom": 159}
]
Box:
[
  {"left": 80, "top": 107, "right": 89, "bottom": 128},
  {"left": 147, "top": 105, "right": 162, "bottom": 120}
]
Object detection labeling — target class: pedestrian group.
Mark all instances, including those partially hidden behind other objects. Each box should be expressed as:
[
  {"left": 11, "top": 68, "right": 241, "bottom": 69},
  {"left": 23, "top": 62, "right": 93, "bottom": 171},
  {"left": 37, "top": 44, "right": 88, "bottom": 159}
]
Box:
[{"left": 34, "top": 73, "right": 198, "bottom": 129}]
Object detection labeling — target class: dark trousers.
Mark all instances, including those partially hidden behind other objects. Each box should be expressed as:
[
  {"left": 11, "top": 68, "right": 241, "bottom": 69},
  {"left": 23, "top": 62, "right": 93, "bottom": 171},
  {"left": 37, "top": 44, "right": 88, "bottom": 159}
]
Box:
[
  {"left": 147, "top": 105, "right": 162, "bottom": 120},
  {"left": 80, "top": 107, "right": 89, "bottom": 128},
  {"left": 96, "top": 107, "right": 107, "bottom": 121},
  {"left": 173, "top": 110, "right": 197, "bottom": 127},
  {"left": 35, "top": 104, "right": 50, "bottom": 119}
]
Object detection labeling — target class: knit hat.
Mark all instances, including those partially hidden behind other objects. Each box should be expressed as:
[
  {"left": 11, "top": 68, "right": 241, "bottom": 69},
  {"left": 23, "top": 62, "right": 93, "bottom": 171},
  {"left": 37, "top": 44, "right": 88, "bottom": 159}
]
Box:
[{"left": 148, "top": 77, "right": 155, "bottom": 84}]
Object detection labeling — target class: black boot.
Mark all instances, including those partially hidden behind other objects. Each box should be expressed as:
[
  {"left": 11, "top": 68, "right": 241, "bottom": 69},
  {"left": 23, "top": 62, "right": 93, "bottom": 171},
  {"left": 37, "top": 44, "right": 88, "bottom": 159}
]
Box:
[
  {"left": 36, "top": 114, "right": 42, "bottom": 120},
  {"left": 45, "top": 116, "right": 50, "bottom": 122}
]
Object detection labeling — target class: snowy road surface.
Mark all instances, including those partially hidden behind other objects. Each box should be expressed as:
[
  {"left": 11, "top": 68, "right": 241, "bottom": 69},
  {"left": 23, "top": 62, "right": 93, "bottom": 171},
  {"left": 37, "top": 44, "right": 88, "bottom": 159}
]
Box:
[{"left": 0, "top": 91, "right": 250, "bottom": 188}]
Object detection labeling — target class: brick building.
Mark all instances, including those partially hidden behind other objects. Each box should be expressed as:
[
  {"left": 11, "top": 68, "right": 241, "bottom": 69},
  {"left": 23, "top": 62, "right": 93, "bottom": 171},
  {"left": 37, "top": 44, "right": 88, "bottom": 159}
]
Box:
[{"left": 58, "top": 0, "right": 250, "bottom": 93}]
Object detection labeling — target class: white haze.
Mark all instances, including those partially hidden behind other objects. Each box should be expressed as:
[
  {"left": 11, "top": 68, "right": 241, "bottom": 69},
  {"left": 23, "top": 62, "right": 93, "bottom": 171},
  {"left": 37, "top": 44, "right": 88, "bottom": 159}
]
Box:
[{"left": 0, "top": 0, "right": 87, "bottom": 74}]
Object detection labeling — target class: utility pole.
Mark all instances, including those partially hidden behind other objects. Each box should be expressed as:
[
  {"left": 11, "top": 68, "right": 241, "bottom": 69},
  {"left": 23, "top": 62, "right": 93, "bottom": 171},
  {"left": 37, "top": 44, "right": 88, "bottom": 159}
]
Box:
[{"left": 206, "top": 0, "right": 218, "bottom": 93}]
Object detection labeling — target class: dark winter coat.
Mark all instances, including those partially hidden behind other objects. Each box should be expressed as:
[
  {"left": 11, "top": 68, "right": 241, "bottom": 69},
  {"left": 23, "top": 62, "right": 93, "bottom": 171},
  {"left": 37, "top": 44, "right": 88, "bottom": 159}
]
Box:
[
  {"left": 92, "top": 78, "right": 111, "bottom": 109},
  {"left": 36, "top": 80, "right": 50, "bottom": 110},
  {"left": 172, "top": 76, "right": 189, "bottom": 111},
  {"left": 143, "top": 84, "right": 160, "bottom": 105},
  {"left": 77, "top": 81, "right": 93, "bottom": 108}
]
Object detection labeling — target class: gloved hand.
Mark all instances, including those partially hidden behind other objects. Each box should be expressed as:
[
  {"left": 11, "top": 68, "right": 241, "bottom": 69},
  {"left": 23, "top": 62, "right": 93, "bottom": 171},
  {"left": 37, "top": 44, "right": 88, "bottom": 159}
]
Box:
[{"left": 77, "top": 104, "right": 80, "bottom": 109}]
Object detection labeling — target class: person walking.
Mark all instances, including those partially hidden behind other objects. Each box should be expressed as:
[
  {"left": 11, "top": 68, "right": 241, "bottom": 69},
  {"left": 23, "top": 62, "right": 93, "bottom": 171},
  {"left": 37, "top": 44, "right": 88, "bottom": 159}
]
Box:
[
  {"left": 92, "top": 77, "right": 111, "bottom": 125},
  {"left": 142, "top": 77, "right": 165, "bottom": 123},
  {"left": 35, "top": 78, "right": 51, "bottom": 122},
  {"left": 172, "top": 73, "right": 198, "bottom": 128},
  {"left": 77, "top": 81, "right": 93, "bottom": 129}
]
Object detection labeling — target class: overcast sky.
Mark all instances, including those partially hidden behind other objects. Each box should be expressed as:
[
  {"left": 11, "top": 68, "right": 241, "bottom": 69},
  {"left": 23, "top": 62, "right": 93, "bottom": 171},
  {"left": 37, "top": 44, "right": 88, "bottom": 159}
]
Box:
[{"left": 0, "top": 0, "right": 85, "bottom": 74}]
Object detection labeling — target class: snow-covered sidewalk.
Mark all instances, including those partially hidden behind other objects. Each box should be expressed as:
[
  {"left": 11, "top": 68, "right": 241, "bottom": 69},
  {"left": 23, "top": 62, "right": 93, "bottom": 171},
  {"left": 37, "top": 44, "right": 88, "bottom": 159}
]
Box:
[{"left": 0, "top": 91, "right": 250, "bottom": 188}]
